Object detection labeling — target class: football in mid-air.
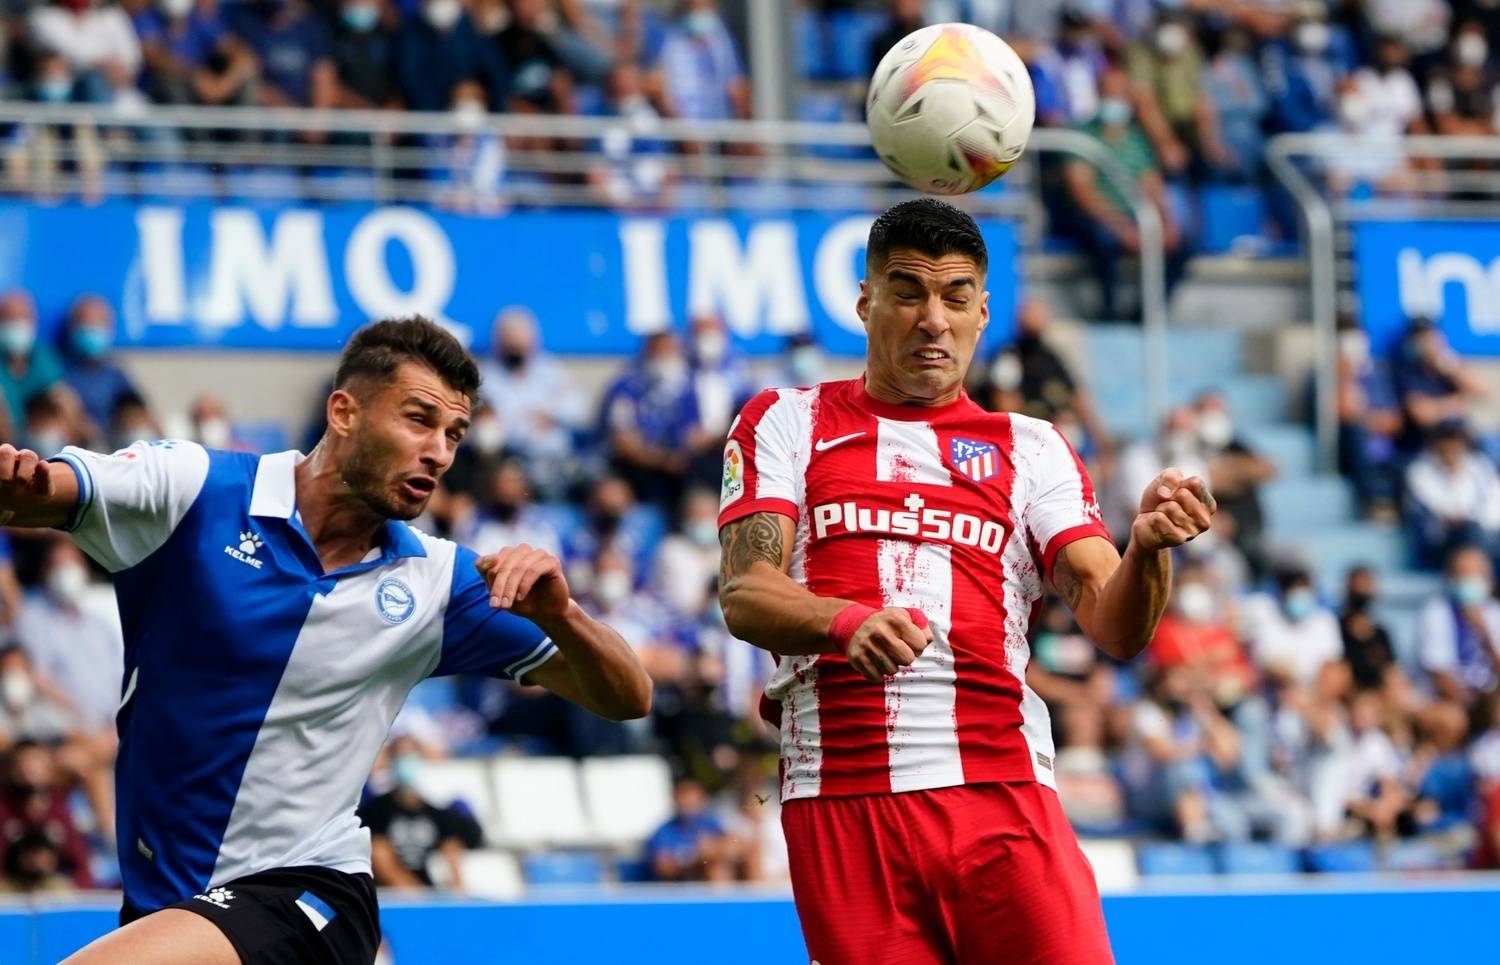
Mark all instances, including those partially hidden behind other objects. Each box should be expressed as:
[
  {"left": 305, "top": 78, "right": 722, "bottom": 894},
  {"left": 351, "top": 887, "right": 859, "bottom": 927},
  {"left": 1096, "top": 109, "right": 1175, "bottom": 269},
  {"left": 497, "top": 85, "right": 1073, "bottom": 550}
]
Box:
[{"left": 866, "top": 23, "right": 1036, "bottom": 196}]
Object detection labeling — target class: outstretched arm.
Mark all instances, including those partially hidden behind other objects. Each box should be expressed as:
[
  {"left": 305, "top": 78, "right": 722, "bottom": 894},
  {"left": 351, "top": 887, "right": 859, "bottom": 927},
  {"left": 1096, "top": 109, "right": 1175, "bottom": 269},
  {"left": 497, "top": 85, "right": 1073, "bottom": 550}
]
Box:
[
  {"left": 1052, "top": 468, "right": 1215, "bottom": 661},
  {"left": 0, "top": 444, "right": 79, "bottom": 529},
  {"left": 717, "top": 511, "right": 932, "bottom": 682}
]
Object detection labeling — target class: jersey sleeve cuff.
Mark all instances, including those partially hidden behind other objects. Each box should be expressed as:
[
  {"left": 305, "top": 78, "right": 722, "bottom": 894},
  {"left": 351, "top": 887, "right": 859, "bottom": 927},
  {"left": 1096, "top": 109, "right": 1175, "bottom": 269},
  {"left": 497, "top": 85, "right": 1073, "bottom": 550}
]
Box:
[
  {"left": 717, "top": 497, "right": 799, "bottom": 530},
  {"left": 506, "top": 637, "right": 558, "bottom": 685},
  {"left": 47, "top": 452, "right": 96, "bottom": 533},
  {"left": 1040, "top": 523, "right": 1113, "bottom": 581}
]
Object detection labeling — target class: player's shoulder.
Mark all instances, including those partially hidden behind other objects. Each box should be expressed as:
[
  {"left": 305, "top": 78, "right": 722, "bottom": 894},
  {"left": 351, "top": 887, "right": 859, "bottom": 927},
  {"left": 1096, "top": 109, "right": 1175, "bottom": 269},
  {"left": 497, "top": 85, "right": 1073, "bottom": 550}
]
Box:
[{"left": 731, "top": 382, "right": 824, "bottom": 433}]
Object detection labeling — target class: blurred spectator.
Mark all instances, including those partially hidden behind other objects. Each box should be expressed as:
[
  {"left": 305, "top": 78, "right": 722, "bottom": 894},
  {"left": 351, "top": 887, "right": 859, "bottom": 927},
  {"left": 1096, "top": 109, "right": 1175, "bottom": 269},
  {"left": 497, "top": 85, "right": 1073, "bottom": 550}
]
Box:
[
  {"left": 588, "top": 60, "right": 672, "bottom": 208},
  {"left": 1405, "top": 424, "right": 1500, "bottom": 566},
  {"left": 1030, "top": 10, "right": 1107, "bottom": 128},
  {"left": 4, "top": 52, "right": 106, "bottom": 198},
  {"left": 21, "top": 390, "right": 77, "bottom": 460},
  {"left": 329, "top": 0, "right": 398, "bottom": 109},
  {"left": 867, "top": 0, "right": 923, "bottom": 72},
  {"left": 774, "top": 331, "right": 826, "bottom": 389},
  {"left": 1149, "top": 562, "right": 1258, "bottom": 709},
  {"left": 1327, "top": 37, "right": 1425, "bottom": 195},
  {"left": 223, "top": 0, "right": 337, "bottom": 110},
  {"left": 564, "top": 474, "right": 661, "bottom": 578},
  {"left": 14, "top": 540, "right": 122, "bottom": 737},
  {"left": 718, "top": 784, "right": 787, "bottom": 883},
  {"left": 685, "top": 313, "right": 750, "bottom": 490},
  {"left": 1262, "top": 5, "right": 1347, "bottom": 134},
  {"left": 1426, "top": 20, "right": 1499, "bottom": 137},
  {"left": 599, "top": 330, "right": 703, "bottom": 509},
  {"left": 1417, "top": 545, "right": 1500, "bottom": 703},
  {"left": 394, "top": 0, "right": 509, "bottom": 112},
  {"left": 1061, "top": 67, "right": 1184, "bottom": 321},
  {"left": 28, "top": 0, "right": 144, "bottom": 107},
  {"left": 460, "top": 458, "right": 563, "bottom": 558},
  {"left": 433, "top": 78, "right": 508, "bottom": 213},
  {"left": 188, "top": 393, "right": 247, "bottom": 451},
  {"left": 0, "top": 535, "right": 23, "bottom": 632},
  {"left": 1392, "top": 317, "right": 1487, "bottom": 453},
  {"left": 475, "top": 307, "right": 585, "bottom": 486},
  {"left": 107, "top": 388, "right": 160, "bottom": 451},
  {"left": 1241, "top": 565, "right": 1342, "bottom": 687},
  {"left": 1350, "top": 35, "right": 1427, "bottom": 138},
  {"left": 978, "top": 298, "right": 1110, "bottom": 456},
  {"left": 1107, "top": 405, "right": 1211, "bottom": 540},
  {"left": 1339, "top": 565, "right": 1397, "bottom": 691},
  {"left": 60, "top": 294, "right": 140, "bottom": 438},
  {"left": 1191, "top": 390, "right": 1236, "bottom": 456},
  {"left": 652, "top": 0, "right": 749, "bottom": 124},
  {"left": 651, "top": 486, "right": 720, "bottom": 618},
  {"left": 646, "top": 776, "right": 731, "bottom": 882},
  {"left": 360, "top": 736, "right": 482, "bottom": 887},
  {"left": 135, "top": 0, "right": 257, "bottom": 108},
  {"left": 1335, "top": 318, "right": 1402, "bottom": 516},
  {"left": 1125, "top": 10, "right": 1224, "bottom": 178},
  {"left": 1359, "top": 0, "right": 1450, "bottom": 73},
  {"left": 1201, "top": 25, "right": 1269, "bottom": 181},
  {"left": 0, "top": 646, "right": 77, "bottom": 747},
  {"left": 1341, "top": 689, "right": 1412, "bottom": 840},
  {"left": 552, "top": 0, "right": 631, "bottom": 76},
  {"left": 1052, "top": 701, "right": 1126, "bottom": 831},
  {"left": 0, "top": 291, "right": 65, "bottom": 442},
  {"left": 1207, "top": 438, "right": 1275, "bottom": 580},
  {"left": 0, "top": 741, "right": 93, "bottom": 891},
  {"left": 495, "top": 0, "right": 573, "bottom": 114},
  {"left": 1411, "top": 700, "right": 1475, "bottom": 833}
]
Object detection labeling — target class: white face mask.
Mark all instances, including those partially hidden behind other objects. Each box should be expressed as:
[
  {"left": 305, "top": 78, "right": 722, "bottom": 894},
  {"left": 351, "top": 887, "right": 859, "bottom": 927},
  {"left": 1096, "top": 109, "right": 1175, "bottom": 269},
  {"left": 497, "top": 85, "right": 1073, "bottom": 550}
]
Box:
[
  {"left": 424, "top": 0, "right": 462, "bottom": 31},
  {"left": 196, "top": 417, "right": 232, "bottom": 450},
  {"left": 647, "top": 355, "right": 688, "bottom": 387},
  {"left": 595, "top": 571, "right": 631, "bottom": 609},
  {"left": 989, "top": 353, "right": 1023, "bottom": 392},
  {"left": 46, "top": 563, "right": 89, "bottom": 606},
  {"left": 1296, "top": 21, "right": 1330, "bottom": 55},
  {"left": 1197, "top": 410, "right": 1233, "bottom": 450},
  {"left": 1458, "top": 33, "right": 1489, "bottom": 69},
  {"left": 1338, "top": 94, "right": 1367, "bottom": 129},
  {"left": 694, "top": 331, "right": 727, "bottom": 366},
  {"left": 160, "top": 0, "right": 194, "bottom": 19},
  {"left": 1339, "top": 330, "right": 1370, "bottom": 367},
  {"left": 469, "top": 417, "right": 504, "bottom": 456},
  {"left": 686, "top": 518, "right": 718, "bottom": 547},
  {"left": 1155, "top": 23, "right": 1188, "bottom": 57},
  {"left": 1, "top": 671, "right": 34, "bottom": 709},
  {"left": 452, "top": 100, "right": 486, "bottom": 133},
  {"left": 1174, "top": 582, "right": 1216, "bottom": 624}
]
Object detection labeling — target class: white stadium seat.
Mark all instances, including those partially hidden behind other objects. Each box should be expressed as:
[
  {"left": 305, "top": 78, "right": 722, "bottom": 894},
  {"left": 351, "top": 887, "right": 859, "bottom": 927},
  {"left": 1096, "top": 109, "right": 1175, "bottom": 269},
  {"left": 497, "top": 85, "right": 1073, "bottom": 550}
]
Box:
[
  {"left": 428, "top": 849, "right": 524, "bottom": 900},
  {"left": 580, "top": 755, "right": 674, "bottom": 849},
  {"left": 412, "top": 759, "right": 494, "bottom": 828},
  {"left": 488, "top": 757, "right": 596, "bottom": 849},
  {"left": 1078, "top": 839, "right": 1140, "bottom": 893}
]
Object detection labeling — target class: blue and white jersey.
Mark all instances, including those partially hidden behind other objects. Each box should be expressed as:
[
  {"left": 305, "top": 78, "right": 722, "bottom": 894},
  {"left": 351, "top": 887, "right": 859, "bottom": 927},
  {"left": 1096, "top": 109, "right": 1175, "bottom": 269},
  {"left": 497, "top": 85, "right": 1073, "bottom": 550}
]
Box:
[{"left": 50, "top": 441, "right": 557, "bottom": 913}]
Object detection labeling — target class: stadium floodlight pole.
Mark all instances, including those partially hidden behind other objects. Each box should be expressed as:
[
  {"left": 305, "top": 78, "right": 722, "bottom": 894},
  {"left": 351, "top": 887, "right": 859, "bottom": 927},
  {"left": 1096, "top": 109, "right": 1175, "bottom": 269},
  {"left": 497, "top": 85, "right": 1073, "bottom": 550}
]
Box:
[
  {"left": 1029, "top": 128, "right": 1171, "bottom": 431},
  {"left": 1265, "top": 134, "right": 1338, "bottom": 474}
]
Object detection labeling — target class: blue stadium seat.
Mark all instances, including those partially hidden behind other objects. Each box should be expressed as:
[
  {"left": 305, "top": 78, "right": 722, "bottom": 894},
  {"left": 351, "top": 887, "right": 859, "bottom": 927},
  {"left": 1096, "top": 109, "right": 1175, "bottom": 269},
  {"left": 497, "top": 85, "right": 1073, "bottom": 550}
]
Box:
[
  {"left": 1383, "top": 839, "right": 1453, "bottom": 872},
  {"left": 1305, "top": 841, "right": 1377, "bottom": 873},
  {"left": 615, "top": 855, "right": 653, "bottom": 883},
  {"left": 828, "top": 11, "right": 887, "bottom": 81},
  {"left": 522, "top": 851, "right": 605, "bottom": 885},
  {"left": 1198, "top": 185, "right": 1268, "bottom": 255},
  {"left": 1216, "top": 843, "right": 1300, "bottom": 876},
  {"left": 1137, "top": 843, "right": 1216, "bottom": 877}
]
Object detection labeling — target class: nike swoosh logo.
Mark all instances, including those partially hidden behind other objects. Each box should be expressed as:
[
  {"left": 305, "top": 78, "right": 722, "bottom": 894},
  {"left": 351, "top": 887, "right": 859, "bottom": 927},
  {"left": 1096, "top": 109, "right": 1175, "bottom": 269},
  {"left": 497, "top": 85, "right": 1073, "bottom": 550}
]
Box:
[{"left": 814, "top": 431, "right": 865, "bottom": 452}]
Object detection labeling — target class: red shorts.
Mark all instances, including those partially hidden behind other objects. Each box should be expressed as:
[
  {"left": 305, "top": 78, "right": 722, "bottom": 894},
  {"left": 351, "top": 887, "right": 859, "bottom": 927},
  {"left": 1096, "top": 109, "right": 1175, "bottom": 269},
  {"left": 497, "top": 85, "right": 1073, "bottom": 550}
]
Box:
[{"left": 782, "top": 782, "right": 1114, "bottom": 965}]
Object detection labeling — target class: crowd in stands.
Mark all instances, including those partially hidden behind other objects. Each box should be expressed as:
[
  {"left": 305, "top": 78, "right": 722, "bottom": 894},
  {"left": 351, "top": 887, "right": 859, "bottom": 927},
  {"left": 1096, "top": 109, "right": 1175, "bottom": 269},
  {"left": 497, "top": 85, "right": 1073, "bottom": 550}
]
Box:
[{"left": 0, "top": 278, "right": 1496, "bottom": 891}]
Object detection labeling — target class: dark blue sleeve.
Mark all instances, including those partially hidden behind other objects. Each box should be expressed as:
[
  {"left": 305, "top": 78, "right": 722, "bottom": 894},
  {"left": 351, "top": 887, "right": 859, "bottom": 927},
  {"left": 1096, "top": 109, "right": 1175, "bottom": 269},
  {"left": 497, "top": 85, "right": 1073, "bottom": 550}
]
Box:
[{"left": 434, "top": 545, "right": 557, "bottom": 681}]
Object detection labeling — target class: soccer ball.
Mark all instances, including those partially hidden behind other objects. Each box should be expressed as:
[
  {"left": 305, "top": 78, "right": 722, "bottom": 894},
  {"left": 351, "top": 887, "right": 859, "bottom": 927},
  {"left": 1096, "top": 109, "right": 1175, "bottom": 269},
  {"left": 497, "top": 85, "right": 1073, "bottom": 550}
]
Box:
[{"left": 866, "top": 23, "right": 1036, "bottom": 196}]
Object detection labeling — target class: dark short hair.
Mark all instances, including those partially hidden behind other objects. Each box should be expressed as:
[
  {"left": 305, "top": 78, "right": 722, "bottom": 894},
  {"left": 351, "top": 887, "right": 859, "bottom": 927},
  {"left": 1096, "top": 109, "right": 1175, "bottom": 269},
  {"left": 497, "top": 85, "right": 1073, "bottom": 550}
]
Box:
[
  {"left": 866, "top": 198, "right": 988, "bottom": 276},
  {"left": 335, "top": 316, "right": 480, "bottom": 403}
]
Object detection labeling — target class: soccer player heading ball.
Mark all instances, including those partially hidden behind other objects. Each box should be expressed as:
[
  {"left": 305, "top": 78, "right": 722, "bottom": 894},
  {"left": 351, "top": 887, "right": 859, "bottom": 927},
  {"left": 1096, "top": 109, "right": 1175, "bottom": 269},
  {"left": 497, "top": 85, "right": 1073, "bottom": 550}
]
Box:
[
  {"left": 718, "top": 199, "right": 1215, "bottom": 965},
  {"left": 0, "top": 318, "right": 651, "bottom": 964}
]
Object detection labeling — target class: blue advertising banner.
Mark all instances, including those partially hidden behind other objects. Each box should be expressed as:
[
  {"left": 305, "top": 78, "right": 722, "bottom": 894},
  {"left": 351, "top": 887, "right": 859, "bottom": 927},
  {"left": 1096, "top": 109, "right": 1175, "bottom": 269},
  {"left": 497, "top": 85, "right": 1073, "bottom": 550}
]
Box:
[
  {"left": 1354, "top": 219, "right": 1500, "bottom": 357},
  {"left": 0, "top": 202, "right": 1019, "bottom": 357}
]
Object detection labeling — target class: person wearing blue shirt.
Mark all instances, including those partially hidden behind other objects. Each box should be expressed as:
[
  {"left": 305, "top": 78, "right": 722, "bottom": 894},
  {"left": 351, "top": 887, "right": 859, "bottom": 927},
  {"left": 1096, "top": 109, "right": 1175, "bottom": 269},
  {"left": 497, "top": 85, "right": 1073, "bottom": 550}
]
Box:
[
  {"left": 224, "top": 0, "right": 335, "bottom": 108},
  {"left": 393, "top": 0, "right": 509, "bottom": 112},
  {"left": 1261, "top": 10, "right": 1355, "bottom": 134},
  {"left": 136, "top": 0, "right": 258, "bottom": 107},
  {"left": 646, "top": 776, "right": 731, "bottom": 882},
  {"left": 60, "top": 295, "right": 141, "bottom": 436},
  {"left": 0, "top": 317, "right": 650, "bottom": 965},
  {"left": 599, "top": 331, "right": 704, "bottom": 510},
  {"left": 0, "top": 290, "right": 65, "bottom": 442}
]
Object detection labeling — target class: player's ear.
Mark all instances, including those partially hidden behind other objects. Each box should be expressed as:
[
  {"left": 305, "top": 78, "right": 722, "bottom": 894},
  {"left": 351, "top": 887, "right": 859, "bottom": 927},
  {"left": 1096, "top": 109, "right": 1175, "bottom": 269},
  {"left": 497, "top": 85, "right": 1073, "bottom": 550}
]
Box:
[
  {"left": 326, "top": 387, "right": 361, "bottom": 438},
  {"left": 857, "top": 280, "right": 870, "bottom": 329},
  {"left": 978, "top": 290, "right": 990, "bottom": 332}
]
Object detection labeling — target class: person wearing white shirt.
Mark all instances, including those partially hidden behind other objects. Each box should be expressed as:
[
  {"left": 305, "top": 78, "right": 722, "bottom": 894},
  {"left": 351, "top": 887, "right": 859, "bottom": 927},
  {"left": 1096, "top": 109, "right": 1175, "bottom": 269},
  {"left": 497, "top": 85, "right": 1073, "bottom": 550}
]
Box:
[
  {"left": 475, "top": 308, "right": 585, "bottom": 491},
  {"left": 1418, "top": 545, "right": 1500, "bottom": 701},
  {"left": 28, "top": 0, "right": 143, "bottom": 105},
  {"left": 1241, "top": 567, "right": 1343, "bottom": 687},
  {"left": 1405, "top": 425, "right": 1500, "bottom": 563},
  {"left": 651, "top": 487, "right": 721, "bottom": 617},
  {"left": 1349, "top": 36, "right": 1426, "bottom": 139}
]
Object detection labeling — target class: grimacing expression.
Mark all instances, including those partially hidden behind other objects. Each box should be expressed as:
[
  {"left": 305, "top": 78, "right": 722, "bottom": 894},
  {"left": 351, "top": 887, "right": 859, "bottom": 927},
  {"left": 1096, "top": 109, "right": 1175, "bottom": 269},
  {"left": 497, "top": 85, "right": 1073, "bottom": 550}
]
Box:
[
  {"left": 858, "top": 249, "right": 989, "bottom": 403},
  {"left": 338, "top": 362, "right": 471, "bottom": 521}
]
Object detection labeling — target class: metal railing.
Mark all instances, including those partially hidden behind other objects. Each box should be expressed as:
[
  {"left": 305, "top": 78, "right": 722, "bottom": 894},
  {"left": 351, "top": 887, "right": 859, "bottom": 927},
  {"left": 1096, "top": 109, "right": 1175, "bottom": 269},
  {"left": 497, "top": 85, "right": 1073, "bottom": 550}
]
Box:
[
  {"left": 1267, "top": 132, "right": 1500, "bottom": 472},
  {"left": 0, "top": 103, "right": 1167, "bottom": 422}
]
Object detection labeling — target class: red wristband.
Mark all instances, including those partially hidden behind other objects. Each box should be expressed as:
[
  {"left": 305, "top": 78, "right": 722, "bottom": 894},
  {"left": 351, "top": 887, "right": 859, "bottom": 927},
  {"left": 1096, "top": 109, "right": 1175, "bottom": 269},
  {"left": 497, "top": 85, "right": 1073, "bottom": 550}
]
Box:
[{"left": 828, "top": 603, "right": 877, "bottom": 653}]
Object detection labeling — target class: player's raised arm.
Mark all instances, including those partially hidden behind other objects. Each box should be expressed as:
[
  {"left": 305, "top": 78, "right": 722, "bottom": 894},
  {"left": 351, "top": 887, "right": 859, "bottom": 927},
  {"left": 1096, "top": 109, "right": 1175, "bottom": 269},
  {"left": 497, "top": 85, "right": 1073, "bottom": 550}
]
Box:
[{"left": 0, "top": 443, "right": 79, "bottom": 529}]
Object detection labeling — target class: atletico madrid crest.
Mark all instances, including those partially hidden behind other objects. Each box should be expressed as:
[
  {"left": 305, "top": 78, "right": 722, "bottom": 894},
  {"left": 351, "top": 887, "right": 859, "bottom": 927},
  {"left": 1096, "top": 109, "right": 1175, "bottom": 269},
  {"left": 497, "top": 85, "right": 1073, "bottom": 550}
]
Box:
[{"left": 950, "top": 437, "right": 1000, "bottom": 483}]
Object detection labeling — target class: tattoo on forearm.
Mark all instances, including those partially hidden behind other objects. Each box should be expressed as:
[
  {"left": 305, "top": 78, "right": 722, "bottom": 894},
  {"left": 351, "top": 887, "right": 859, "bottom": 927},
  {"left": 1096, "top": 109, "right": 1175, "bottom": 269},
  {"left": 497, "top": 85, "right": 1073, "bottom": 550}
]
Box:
[
  {"left": 1052, "top": 553, "right": 1084, "bottom": 610},
  {"left": 719, "top": 513, "right": 786, "bottom": 585}
]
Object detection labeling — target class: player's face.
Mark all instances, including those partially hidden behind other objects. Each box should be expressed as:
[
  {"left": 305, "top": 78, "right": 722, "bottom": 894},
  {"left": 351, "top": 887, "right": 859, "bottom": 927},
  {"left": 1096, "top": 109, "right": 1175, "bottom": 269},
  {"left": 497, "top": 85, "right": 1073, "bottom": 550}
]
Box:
[
  {"left": 340, "top": 362, "right": 471, "bottom": 521},
  {"left": 858, "top": 249, "right": 989, "bottom": 405}
]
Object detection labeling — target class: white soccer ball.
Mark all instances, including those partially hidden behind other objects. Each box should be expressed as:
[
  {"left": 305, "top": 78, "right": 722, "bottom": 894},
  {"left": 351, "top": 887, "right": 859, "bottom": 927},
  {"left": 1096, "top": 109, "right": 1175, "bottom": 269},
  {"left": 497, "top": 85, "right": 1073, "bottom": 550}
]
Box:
[{"left": 866, "top": 23, "right": 1036, "bottom": 196}]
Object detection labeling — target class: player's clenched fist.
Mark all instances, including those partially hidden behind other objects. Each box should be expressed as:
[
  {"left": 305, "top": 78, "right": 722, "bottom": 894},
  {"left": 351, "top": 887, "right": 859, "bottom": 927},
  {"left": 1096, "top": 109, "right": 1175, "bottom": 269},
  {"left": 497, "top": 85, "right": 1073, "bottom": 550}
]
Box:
[
  {"left": 1133, "top": 466, "right": 1216, "bottom": 552},
  {"left": 0, "top": 444, "right": 54, "bottom": 523},
  {"left": 837, "top": 605, "right": 935, "bottom": 683},
  {"left": 476, "top": 543, "right": 572, "bottom": 621}
]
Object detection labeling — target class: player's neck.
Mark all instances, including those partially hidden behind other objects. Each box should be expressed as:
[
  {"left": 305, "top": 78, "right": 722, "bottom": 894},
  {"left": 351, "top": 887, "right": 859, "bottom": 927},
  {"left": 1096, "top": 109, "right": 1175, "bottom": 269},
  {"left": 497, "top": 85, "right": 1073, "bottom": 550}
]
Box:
[
  {"left": 294, "top": 444, "right": 388, "bottom": 571},
  {"left": 860, "top": 372, "right": 966, "bottom": 413}
]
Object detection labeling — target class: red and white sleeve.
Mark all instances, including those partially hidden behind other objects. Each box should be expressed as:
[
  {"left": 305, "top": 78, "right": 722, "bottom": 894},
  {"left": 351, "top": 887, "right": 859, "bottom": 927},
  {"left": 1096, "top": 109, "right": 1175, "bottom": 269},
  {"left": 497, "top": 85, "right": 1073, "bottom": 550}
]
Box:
[
  {"left": 1022, "top": 422, "right": 1112, "bottom": 581},
  {"left": 718, "top": 388, "right": 800, "bottom": 529}
]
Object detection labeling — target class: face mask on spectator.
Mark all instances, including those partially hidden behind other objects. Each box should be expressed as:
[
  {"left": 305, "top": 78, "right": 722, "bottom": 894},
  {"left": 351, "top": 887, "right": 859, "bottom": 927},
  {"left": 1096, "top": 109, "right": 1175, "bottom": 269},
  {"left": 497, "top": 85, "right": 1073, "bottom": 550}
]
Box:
[
  {"left": 160, "top": 0, "right": 194, "bottom": 19},
  {"left": 1175, "top": 583, "right": 1216, "bottom": 624},
  {"left": 29, "top": 429, "right": 66, "bottom": 459},
  {"left": 498, "top": 347, "right": 527, "bottom": 371},
  {"left": 694, "top": 331, "right": 727, "bottom": 366},
  {"left": 647, "top": 355, "right": 687, "bottom": 387},
  {"left": 1450, "top": 575, "right": 1492, "bottom": 607},
  {"left": 391, "top": 753, "right": 421, "bottom": 787},
  {"left": 1154, "top": 23, "right": 1188, "bottom": 57},
  {"left": 1197, "top": 410, "right": 1233, "bottom": 450},
  {"left": 0, "top": 319, "right": 35, "bottom": 356},
  {"left": 469, "top": 416, "right": 504, "bottom": 456},
  {"left": 1283, "top": 587, "right": 1316, "bottom": 621},
  {"left": 424, "top": 0, "right": 462, "bottom": 31},
  {"left": 596, "top": 570, "right": 631, "bottom": 609},
  {"left": 683, "top": 9, "right": 718, "bottom": 37},
  {"left": 1097, "top": 97, "right": 1131, "bottom": 127},
  {"left": 1, "top": 671, "right": 33, "bottom": 709},
  {"left": 1458, "top": 34, "right": 1489, "bottom": 69},
  {"left": 342, "top": 2, "right": 379, "bottom": 31},
  {"left": 988, "top": 352, "right": 1023, "bottom": 392},
  {"left": 1296, "top": 21, "right": 1329, "bottom": 55},
  {"left": 1338, "top": 93, "right": 1367, "bottom": 129},
  {"left": 1338, "top": 330, "right": 1369, "bottom": 367},
  {"left": 71, "top": 326, "right": 110, "bottom": 360},
  {"left": 452, "top": 99, "right": 486, "bottom": 133},
  {"left": 197, "top": 417, "right": 232, "bottom": 450},
  {"left": 35, "top": 78, "right": 73, "bottom": 103},
  {"left": 789, "top": 346, "right": 822, "bottom": 383},
  {"left": 47, "top": 563, "right": 89, "bottom": 606},
  {"left": 687, "top": 518, "right": 718, "bottom": 548}
]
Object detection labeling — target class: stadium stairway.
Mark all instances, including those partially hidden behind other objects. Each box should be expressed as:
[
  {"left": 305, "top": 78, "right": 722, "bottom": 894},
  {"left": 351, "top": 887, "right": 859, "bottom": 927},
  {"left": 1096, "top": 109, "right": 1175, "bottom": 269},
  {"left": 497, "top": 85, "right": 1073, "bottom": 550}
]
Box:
[{"left": 1081, "top": 322, "right": 1435, "bottom": 663}]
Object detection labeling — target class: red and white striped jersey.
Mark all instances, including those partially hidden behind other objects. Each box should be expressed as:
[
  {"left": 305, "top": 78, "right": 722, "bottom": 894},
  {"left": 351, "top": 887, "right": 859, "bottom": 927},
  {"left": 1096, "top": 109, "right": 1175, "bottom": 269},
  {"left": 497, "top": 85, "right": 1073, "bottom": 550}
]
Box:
[{"left": 718, "top": 377, "right": 1111, "bottom": 802}]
